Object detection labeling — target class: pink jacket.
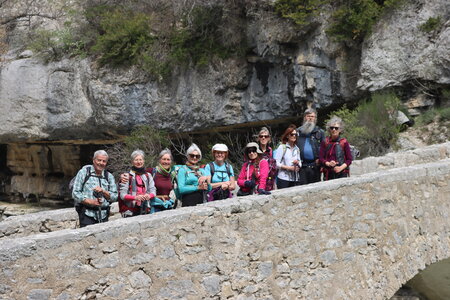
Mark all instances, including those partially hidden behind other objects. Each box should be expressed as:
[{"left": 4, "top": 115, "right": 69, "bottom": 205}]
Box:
[{"left": 237, "top": 159, "right": 269, "bottom": 193}]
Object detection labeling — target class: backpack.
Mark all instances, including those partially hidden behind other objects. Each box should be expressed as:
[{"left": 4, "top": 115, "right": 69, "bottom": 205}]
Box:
[
  {"left": 208, "top": 162, "right": 232, "bottom": 181},
  {"left": 261, "top": 148, "right": 277, "bottom": 191},
  {"left": 324, "top": 137, "right": 359, "bottom": 165},
  {"left": 169, "top": 165, "right": 186, "bottom": 207},
  {"left": 69, "top": 166, "right": 112, "bottom": 195}
]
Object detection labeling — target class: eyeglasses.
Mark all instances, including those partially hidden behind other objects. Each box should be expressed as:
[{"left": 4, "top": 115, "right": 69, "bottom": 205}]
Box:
[
  {"left": 246, "top": 148, "right": 257, "bottom": 154},
  {"left": 289, "top": 133, "right": 297, "bottom": 137},
  {"left": 329, "top": 126, "right": 340, "bottom": 131},
  {"left": 189, "top": 154, "right": 201, "bottom": 159},
  {"left": 259, "top": 135, "right": 270, "bottom": 139},
  {"left": 214, "top": 151, "right": 226, "bottom": 156}
]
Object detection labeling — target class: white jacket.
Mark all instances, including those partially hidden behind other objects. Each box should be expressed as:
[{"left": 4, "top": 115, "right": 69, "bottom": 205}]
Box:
[{"left": 275, "top": 143, "right": 301, "bottom": 182}]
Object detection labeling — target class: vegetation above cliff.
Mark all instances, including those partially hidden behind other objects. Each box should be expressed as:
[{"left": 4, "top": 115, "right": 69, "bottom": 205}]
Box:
[
  {"left": 27, "top": 0, "right": 410, "bottom": 77},
  {"left": 29, "top": 2, "right": 247, "bottom": 79},
  {"left": 274, "top": 0, "right": 405, "bottom": 45}
]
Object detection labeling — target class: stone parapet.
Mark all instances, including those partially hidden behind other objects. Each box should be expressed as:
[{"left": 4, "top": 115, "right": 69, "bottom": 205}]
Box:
[
  {"left": 0, "top": 159, "right": 449, "bottom": 299},
  {"left": 351, "top": 142, "right": 450, "bottom": 176}
]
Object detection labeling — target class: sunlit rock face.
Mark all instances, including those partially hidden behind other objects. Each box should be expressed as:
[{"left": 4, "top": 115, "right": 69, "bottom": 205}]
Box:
[
  {"left": 358, "top": 0, "right": 450, "bottom": 91},
  {"left": 2, "top": 0, "right": 447, "bottom": 142}
]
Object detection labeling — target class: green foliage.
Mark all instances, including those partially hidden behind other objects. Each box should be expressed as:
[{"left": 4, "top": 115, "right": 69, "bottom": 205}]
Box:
[
  {"left": 439, "top": 107, "right": 450, "bottom": 122},
  {"left": 170, "top": 6, "right": 235, "bottom": 67},
  {"left": 274, "top": 0, "right": 405, "bottom": 45},
  {"left": 415, "top": 107, "right": 450, "bottom": 125},
  {"left": 91, "top": 9, "right": 156, "bottom": 66},
  {"left": 419, "top": 16, "right": 442, "bottom": 33},
  {"left": 326, "top": 0, "right": 381, "bottom": 44},
  {"left": 274, "top": 0, "right": 328, "bottom": 26},
  {"left": 29, "top": 27, "right": 87, "bottom": 62},
  {"left": 106, "top": 125, "right": 170, "bottom": 175},
  {"left": 326, "top": 91, "right": 402, "bottom": 157},
  {"left": 28, "top": 3, "right": 246, "bottom": 79}
]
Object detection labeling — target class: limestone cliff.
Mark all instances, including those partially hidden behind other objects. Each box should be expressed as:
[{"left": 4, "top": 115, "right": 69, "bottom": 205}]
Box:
[
  {"left": 0, "top": 0, "right": 448, "bottom": 204},
  {"left": 0, "top": 0, "right": 447, "bottom": 142}
]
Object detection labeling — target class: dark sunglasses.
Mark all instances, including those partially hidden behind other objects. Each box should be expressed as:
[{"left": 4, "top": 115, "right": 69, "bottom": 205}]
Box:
[
  {"left": 246, "top": 148, "right": 257, "bottom": 154},
  {"left": 329, "top": 126, "right": 340, "bottom": 131},
  {"left": 189, "top": 154, "right": 201, "bottom": 159},
  {"left": 259, "top": 135, "right": 270, "bottom": 138},
  {"left": 289, "top": 133, "right": 297, "bottom": 137}
]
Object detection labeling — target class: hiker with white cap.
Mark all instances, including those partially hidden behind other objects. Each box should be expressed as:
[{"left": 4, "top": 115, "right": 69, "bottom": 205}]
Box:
[{"left": 204, "top": 143, "right": 236, "bottom": 201}]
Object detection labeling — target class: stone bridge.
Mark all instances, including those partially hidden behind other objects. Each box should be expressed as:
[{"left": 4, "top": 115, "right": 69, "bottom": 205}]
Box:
[{"left": 0, "top": 145, "right": 449, "bottom": 299}]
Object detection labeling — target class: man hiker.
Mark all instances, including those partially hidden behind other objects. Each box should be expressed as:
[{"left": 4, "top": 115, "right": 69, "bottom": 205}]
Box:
[
  {"left": 297, "top": 108, "right": 325, "bottom": 185},
  {"left": 72, "top": 150, "right": 118, "bottom": 227}
]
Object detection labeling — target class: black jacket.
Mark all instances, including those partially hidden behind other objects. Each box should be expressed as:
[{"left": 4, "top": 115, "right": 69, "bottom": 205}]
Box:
[{"left": 297, "top": 126, "right": 325, "bottom": 162}]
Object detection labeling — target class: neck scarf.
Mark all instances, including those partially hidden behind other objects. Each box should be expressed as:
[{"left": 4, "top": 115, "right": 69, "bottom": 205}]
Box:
[
  {"left": 156, "top": 164, "right": 171, "bottom": 176},
  {"left": 186, "top": 162, "right": 201, "bottom": 177},
  {"left": 131, "top": 166, "right": 146, "bottom": 175}
]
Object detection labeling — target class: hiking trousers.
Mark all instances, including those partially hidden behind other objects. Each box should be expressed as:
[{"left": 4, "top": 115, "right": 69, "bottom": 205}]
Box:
[
  {"left": 76, "top": 206, "right": 109, "bottom": 227},
  {"left": 299, "top": 165, "right": 321, "bottom": 185},
  {"left": 276, "top": 177, "right": 300, "bottom": 189},
  {"left": 182, "top": 191, "right": 205, "bottom": 207}
]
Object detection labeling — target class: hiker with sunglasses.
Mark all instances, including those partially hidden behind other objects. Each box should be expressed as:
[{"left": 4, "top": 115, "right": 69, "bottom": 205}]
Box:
[
  {"left": 177, "top": 143, "right": 211, "bottom": 207},
  {"left": 257, "top": 127, "right": 277, "bottom": 191},
  {"left": 275, "top": 125, "right": 302, "bottom": 189},
  {"left": 204, "top": 143, "right": 235, "bottom": 201},
  {"left": 319, "top": 116, "right": 352, "bottom": 180},
  {"left": 237, "top": 142, "right": 271, "bottom": 196}
]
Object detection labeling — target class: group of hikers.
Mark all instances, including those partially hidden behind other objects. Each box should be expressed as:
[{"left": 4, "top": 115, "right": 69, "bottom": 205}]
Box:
[{"left": 72, "top": 108, "right": 353, "bottom": 227}]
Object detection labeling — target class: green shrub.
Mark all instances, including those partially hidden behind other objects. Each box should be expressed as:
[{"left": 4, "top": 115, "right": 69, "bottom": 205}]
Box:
[
  {"left": 419, "top": 16, "right": 442, "bottom": 33},
  {"left": 326, "top": 91, "right": 402, "bottom": 157},
  {"left": 326, "top": 0, "right": 381, "bottom": 44},
  {"left": 170, "top": 5, "right": 234, "bottom": 67},
  {"left": 439, "top": 107, "right": 450, "bottom": 122},
  {"left": 274, "top": 0, "right": 328, "bottom": 26},
  {"left": 29, "top": 27, "right": 87, "bottom": 62},
  {"left": 91, "top": 9, "right": 156, "bottom": 67},
  {"left": 415, "top": 109, "right": 436, "bottom": 126}
]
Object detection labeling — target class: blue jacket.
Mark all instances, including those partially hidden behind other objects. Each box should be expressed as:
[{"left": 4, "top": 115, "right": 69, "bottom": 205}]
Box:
[{"left": 177, "top": 165, "right": 211, "bottom": 195}]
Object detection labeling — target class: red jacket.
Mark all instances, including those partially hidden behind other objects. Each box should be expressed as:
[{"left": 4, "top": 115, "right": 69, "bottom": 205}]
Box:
[{"left": 237, "top": 159, "right": 269, "bottom": 193}]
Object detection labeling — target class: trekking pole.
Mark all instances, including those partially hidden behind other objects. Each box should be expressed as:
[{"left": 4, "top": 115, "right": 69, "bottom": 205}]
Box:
[
  {"left": 97, "top": 206, "right": 102, "bottom": 223},
  {"left": 97, "top": 197, "right": 104, "bottom": 223},
  {"left": 140, "top": 200, "right": 145, "bottom": 215}
]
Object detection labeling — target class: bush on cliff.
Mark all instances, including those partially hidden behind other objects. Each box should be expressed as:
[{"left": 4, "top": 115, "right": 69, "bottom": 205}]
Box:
[
  {"left": 28, "top": 3, "right": 246, "bottom": 79},
  {"left": 274, "top": 0, "right": 404, "bottom": 45},
  {"left": 274, "top": 0, "right": 329, "bottom": 26}
]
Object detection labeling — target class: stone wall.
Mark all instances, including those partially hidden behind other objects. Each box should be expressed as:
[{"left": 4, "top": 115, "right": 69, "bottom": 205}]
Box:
[
  {"left": 351, "top": 142, "right": 450, "bottom": 176},
  {"left": 0, "top": 159, "right": 449, "bottom": 299}
]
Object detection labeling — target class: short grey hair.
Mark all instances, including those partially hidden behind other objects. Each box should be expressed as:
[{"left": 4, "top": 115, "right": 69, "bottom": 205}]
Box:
[
  {"left": 93, "top": 150, "right": 108, "bottom": 159},
  {"left": 304, "top": 108, "right": 318, "bottom": 118},
  {"left": 131, "top": 149, "right": 145, "bottom": 161},
  {"left": 186, "top": 143, "right": 202, "bottom": 160},
  {"left": 258, "top": 126, "right": 270, "bottom": 136},
  {"left": 158, "top": 148, "right": 173, "bottom": 162},
  {"left": 327, "top": 116, "right": 344, "bottom": 131}
]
